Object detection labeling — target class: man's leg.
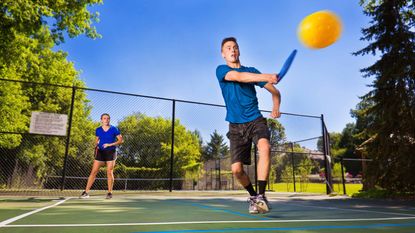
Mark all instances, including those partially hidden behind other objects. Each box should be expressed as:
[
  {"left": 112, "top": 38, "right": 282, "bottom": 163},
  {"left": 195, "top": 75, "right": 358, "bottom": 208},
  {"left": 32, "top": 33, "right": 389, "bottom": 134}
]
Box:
[
  {"left": 232, "top": 162, "right": 258, "bottom": 214},
  {"left": 231, "top": 162, "right": 257, "bottom": 196},
  {"left": 257, "top": 138, "right": 271, "bottom": 194},
  {"left": 255, "top": 138, "right": 271, "bottom": 213}
]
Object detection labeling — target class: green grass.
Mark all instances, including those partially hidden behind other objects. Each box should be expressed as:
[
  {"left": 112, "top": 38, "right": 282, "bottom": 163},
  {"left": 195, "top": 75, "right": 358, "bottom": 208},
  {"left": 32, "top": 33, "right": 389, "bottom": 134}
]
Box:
[{"left": 269, "top": 182, "right": 363, "bottom": 196}]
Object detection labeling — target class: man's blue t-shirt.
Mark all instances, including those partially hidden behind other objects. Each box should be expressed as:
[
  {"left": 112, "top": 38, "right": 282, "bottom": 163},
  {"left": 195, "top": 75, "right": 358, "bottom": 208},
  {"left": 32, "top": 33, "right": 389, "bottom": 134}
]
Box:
[
  {"left": 96, "top": 125, "right": 121, "bottom": 151},
  {"left": 216, "top": 65, "right": 267, "bottom": 123}
]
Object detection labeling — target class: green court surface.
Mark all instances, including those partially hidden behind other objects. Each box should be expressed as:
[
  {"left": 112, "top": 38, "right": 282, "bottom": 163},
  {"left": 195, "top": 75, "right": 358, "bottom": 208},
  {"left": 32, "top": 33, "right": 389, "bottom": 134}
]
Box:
[{"left": 1, "top": 191, "right": 415, "bottom": 233}]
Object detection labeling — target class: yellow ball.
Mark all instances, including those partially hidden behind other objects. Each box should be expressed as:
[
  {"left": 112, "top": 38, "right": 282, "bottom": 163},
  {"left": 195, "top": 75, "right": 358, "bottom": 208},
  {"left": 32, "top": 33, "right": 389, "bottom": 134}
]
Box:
[{"left": 298, "top": 10, "right": 342, "bottom": 49}]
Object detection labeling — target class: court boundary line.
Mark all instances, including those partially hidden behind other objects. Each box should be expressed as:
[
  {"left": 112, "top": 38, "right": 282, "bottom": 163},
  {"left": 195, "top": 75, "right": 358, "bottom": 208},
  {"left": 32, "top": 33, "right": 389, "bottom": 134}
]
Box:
[
  {"left": 3, "top": 216, "right": 415, "bottom": 228},
  {"left": 0, "top": 198, "right": 70, "bottom": 227}
]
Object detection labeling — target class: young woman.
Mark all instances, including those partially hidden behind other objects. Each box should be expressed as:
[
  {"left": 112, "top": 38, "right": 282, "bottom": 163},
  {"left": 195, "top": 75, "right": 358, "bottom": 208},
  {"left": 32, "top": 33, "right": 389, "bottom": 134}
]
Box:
[{"left": 80, "top": 113, "right": 123, "bottom": 199}]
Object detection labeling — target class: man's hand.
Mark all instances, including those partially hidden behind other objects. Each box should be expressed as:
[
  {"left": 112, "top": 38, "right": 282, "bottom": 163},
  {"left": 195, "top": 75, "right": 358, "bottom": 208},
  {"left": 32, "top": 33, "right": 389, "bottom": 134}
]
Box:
[
  {"left": 268, "top": 74, "right": 278, "bottom": 84},
  {"left": 270, "top": 107, "right": 281, "bottom": 118},
  {"left": 103, "top": 143, "right": 111, "bottom": 148}
]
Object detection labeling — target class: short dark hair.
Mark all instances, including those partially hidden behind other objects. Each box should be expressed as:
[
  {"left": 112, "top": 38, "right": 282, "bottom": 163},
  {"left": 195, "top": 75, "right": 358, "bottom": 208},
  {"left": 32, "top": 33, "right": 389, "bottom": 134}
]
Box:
[
  {"left": 221, "top": 37, "right": 238, "bottom": 51},
  {"left": 101, "top": 113, "right": 110, "bottom": 119}
]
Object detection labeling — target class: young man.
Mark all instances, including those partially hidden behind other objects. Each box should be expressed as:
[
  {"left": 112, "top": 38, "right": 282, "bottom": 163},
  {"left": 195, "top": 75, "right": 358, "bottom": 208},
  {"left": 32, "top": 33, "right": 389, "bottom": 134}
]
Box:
[
  {"left": 216, "top": 37, "right": 281, "bottom": 214},
  {"left": 80, "top": 113, "right": 123, "bottom": 199}
]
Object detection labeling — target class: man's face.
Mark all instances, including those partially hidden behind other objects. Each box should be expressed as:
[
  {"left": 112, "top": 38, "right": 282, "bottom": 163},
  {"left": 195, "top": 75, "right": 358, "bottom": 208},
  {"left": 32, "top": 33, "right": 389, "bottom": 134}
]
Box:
[
  {"left": 101, "top": 115, "right": 110, "bottom": 126},
  {"left": 221, "top": 41, "right": 240, "bottom": 63}
]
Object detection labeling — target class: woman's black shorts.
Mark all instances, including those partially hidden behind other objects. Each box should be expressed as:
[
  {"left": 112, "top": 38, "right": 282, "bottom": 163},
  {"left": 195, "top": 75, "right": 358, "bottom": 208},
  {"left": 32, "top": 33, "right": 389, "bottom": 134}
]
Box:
[{"left": 95, "top": 149, "right": 117, "bottom": 162}]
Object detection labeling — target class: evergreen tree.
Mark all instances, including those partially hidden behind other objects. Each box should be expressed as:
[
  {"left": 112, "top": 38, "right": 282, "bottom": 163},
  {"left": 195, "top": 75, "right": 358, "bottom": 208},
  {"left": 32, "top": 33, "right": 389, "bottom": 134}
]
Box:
[
  {"left": 353, "top": 0, "right": 415, "bottom": 192},
  {"left": 202, "top": 130, "right": 229, "bottom": 161}
]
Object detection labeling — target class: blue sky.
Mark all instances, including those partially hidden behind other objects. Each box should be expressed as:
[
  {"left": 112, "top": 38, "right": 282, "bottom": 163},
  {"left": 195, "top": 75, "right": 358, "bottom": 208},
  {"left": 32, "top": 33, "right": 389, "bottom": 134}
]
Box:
[{"left": 57, "top": 0, "right": 375, "bottom": 147}]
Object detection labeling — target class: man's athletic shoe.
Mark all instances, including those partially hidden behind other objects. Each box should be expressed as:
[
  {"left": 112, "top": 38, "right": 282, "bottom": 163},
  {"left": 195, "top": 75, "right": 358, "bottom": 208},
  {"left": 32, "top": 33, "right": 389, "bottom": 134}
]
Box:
[
  {"left": 247, "top": 196, "right": 259, "bottom": 214},
  {"left": 79, "top": 191, "right": 89, "bottom": 199},
  {"left": 255, "top": 194, "right": 271, "bottom": 213},
  {"left": 106, "top": 192, "right": 113, "bottom": 199}
]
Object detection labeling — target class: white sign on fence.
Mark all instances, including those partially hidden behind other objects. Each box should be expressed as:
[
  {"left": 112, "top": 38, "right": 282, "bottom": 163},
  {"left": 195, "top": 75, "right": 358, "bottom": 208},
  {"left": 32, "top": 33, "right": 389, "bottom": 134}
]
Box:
[{"left": 29, "top": 112, "right": 68, "bottom": 136}]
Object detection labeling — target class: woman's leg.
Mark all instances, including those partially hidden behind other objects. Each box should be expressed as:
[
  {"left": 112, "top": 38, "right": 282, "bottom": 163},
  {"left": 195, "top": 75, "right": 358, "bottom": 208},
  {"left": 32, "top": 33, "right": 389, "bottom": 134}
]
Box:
[
  {"left": 106, "top": 160, "right": 116, "bottom": 193},
  {"left": 85, "top": 160, "right": 104, "bottom": 192}
]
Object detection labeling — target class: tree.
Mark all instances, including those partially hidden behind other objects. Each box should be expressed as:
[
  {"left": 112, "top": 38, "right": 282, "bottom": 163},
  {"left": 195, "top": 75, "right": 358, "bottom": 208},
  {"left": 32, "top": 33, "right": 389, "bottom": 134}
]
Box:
[
  {"left": 353, "top": 0, "right": 415, "bottom": 192},
  {"left": 117, "top": 113, "right": 202, "bottom": 179},
  {"left": 267, "top": 118, "right": 288, "bottom": 184},
  {"left": 268, "top": 118, "right": 286, "bottom": 150},
  {"left": 0, "top": 0, "right": 101, "bottom": 47},
  {"left": 315, "top": 123, "right": 368, "bottom": 176},
  {"left": 338, "top": 123, "right": 362, "bottom": 176},
  {"left": 201, "top": 130, "right": 229, "bottom": 161},
  {"left": 0, "top": 0, "right": 102, "bottom": 188},
  {"left": 0, "top": 0, "right": 101, "bottom": 145},
  {"left": 317, "top": 132, "right": 344, "bottom": 157}
]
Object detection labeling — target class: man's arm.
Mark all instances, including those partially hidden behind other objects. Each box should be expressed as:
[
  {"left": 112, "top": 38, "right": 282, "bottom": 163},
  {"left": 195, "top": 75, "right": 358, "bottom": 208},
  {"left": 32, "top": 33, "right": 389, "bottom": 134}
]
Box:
[
  {"left": 264, "top": 83, "right": 281, "bottom": 118},
  {"left": 225, "top": 71, "right": 278, "bottom": 84}
]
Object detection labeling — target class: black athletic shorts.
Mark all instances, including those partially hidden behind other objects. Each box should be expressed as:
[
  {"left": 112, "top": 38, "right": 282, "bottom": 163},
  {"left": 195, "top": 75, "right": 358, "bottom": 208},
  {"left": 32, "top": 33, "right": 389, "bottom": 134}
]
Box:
[
  {"left": 95, "top": 149, "right": 117, "bottom": 162},
  {"left": 226, "top": 117, "right": 270, "bottom": 165}
]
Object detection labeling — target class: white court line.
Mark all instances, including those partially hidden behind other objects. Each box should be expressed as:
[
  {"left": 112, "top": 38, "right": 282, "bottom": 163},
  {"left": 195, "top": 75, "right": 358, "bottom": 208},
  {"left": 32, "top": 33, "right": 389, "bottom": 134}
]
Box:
[
  {"left": 2, "top": 217, "right": 415, "bottom": 228},
  {"left": 278, "top": 202, "right": 415, "bottom": 217},
  {"left": 0, "top": 198, "right": 70, "bottom": 227}
]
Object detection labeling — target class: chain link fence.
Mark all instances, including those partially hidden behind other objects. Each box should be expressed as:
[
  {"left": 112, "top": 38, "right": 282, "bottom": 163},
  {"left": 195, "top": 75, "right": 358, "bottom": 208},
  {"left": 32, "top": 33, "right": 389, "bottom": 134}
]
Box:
[{"left": 0, "top": 78, "right": 337, "bottom": 196}]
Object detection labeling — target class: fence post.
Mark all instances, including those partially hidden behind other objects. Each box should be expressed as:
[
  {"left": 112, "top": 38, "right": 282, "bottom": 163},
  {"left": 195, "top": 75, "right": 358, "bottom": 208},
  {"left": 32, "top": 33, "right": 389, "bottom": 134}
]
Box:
[
  {"left": 60, "top": 86, "right": 76, "bottom": 191},
  {"left": 341, "top": 157, "right": 346, "bottom": 195},
  {"left": 205, "top": 167, "right": 207, "bottom": 190},
  {"left": 232, "top": 174, "right": 234, "bottom": 190},
  {"left": 169, "top": 100, "right": 176, "bottom": 192},
  {"left": 210, "top": 168, "right": 213, "bottom": 190},
  {"left": 218, "top": 157, "right": 221, "bottom": 190},
  {"left": 290, "top": 142, "right": 297, "bottom": 192},
  {"left": 215, "top": 159, "right": 220, "bottom": 190},
  {"left": 321, "top": 114, "right": 333, "bottom": 194}
]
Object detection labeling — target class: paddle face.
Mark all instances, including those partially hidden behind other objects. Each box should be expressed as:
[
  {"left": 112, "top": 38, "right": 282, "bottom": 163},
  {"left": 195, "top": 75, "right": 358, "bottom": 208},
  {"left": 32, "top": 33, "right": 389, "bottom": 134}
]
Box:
[{"left": 277, "top": 49, "right": 297, "bottom": 83}]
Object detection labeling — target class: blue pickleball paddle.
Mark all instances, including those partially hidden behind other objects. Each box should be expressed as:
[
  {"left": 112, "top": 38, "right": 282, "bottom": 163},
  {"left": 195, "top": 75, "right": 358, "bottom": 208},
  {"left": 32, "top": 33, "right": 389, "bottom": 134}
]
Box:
[{"left": 277, "top": 49, "right": 297, "bottom": 83}]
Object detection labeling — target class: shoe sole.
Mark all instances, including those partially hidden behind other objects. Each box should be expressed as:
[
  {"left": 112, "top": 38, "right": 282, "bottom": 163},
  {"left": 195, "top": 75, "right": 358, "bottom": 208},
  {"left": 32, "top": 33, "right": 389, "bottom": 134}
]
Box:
[{"left": 256, "top": 201, "right": 270, "bottom": 214}]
